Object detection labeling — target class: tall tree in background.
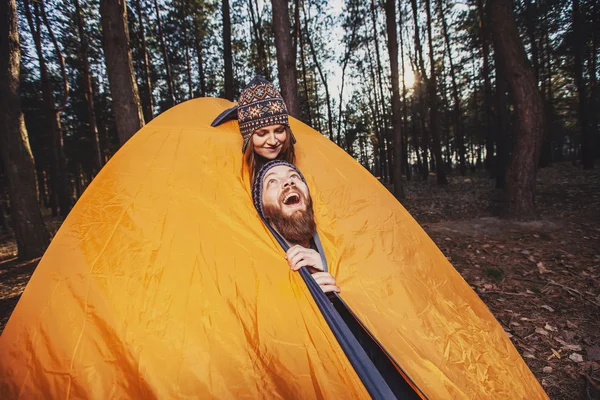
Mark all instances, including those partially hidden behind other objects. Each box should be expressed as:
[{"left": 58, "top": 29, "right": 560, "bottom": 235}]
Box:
[
  {"left": 248, "top": 0, "right": 271, "bottom": 79},
  {"left": 573, "top": 0, "right": 593, "bottom": 169},
  {"left": 591, "top": 2, "right": 599, "bottom": 162},
  {"left": 488, "top": 0, "right": 545, "bottom": 219},
  {"left": 74, "top": 0, "right": 102, "bottom": 172},
  {"left": 303, "top": 3, "right": 333, "bottom": 140},
  {"left": 181, "top": 0, "right": 194, "bottom": 99},
  {"left": 437, "top": 0, "right": 466, "bottom": 175},
  {"left": 222, "top": 0, "right": 234, "bottom": 100},
  {"left": 410, "top": 0, "right": 429, "bottom": 179},
  {"left": 24, "top": 0, "right": 73, "bottom": 216},
  {"left": 476, "top": 0, "right": 494, "bottom": 172},
  {"left": 337, "top": 0, "right": 359, "bottom": 150},
  {"left": 494, "top": 49, "right": 510, "bottom": 189},
  {"left": 1, "top": 0, "right": 50, "bottom": 258},
  {"left": 271, "top": 0, "right": 301, "bottom": 118},
  {"left": 398, "top": 2, "right": 411, "bottom": 181},
  {"left": 100, "top": 0, "right": 145, "bottom": 145},
  {"left": 153, "top": 0, "right": 176, "bottom": 107},
  {"left": 370, "top": 0, "right": 392, "bottom": 181},
  {"left": 384, "top": 0, "right": 404, "bottom": 198},
  {"left": 134, "top": 0, "right": 155, "bottom": 121},
  {"left": 424, "top": 0, "right": 447, "bottom": 184},
  {"left": 192, "top": 0, "right": 209, "bottom": 97}
]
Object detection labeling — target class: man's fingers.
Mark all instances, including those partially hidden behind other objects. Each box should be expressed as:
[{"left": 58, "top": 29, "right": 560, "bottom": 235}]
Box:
[
  {"left": 319, "top": 285, "right": 341, "bottom": 294},
  {"left": 291, "top": 259, "right": 309, "bottom": 271},
  {"left": 285, "top": 245, "right": 302, "bottom": 260},
  {"left": 307, "top": 259, "right": 323, "bottom": 271},
  {"left": 289, "top": 250, "right": 320, "bottom": 269},
  {"left": 312, "top": 272, "right": 336, "bottom": 286}
]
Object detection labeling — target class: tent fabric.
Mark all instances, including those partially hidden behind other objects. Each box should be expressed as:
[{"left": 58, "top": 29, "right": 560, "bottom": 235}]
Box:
[{"left": 0, "top": 97, "right": 547, "bottom": 399}]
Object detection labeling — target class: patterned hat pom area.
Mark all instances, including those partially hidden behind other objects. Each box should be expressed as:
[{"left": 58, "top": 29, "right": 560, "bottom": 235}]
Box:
[
  {"left": 238, "top": 76, "right": 296, "bottom": 153},
  {"left": 252, "top": 160, "right": 307, "bottom": 220}
]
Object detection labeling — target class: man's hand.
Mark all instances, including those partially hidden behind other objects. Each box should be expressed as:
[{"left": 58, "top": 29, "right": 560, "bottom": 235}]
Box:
[
  {"left": 286, "top": 245, "right": 324, "bottom": 272},
  {"left": 310, "top": 272, "right": 341, "bottom": 294},
  {"left": 286, "top": 245, "right": 341, "bottom": 294}
]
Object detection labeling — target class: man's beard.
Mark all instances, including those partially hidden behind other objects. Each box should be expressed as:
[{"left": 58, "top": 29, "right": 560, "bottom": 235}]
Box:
[{"left": 263, "top": 191, "right": 316, "bottom": 244}]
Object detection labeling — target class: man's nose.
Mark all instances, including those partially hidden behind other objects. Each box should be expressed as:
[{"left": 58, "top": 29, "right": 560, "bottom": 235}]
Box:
[{"left": 283, "top": 179, "right": 295, "bottom": 188}]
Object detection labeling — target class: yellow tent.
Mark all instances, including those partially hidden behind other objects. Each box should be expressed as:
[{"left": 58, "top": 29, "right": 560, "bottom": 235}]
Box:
[{"left": 0, "top": 98, "right": 547, "bottom": 399}]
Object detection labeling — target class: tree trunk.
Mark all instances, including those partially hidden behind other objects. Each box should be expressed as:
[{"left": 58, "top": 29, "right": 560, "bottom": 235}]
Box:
[
  {"left": 74, "top": 0, "right": 102, "bottom": 172},
  {"left": 538, "top": 25, "right": 554, "bottom": 167},
  {"left": 299, "top": 31, "right": 313, "bottom": 125},
  {"left": 476, "top": 0, "right": 494, "bottom": 172},
  {"left": 248, "top": 0, "right": 270, "bottom": 79},
  {"left": 0, "top": 0, "right": 50, "bottom": 259},
  {"left": 337, "top": 0, "right": 359, "bottom": 150},
  {"left": 25, "top": 0, "right": 73, "bottom": 216},
  {"left": 100, "top": 0, "right": 145, "bottom": 145},
  {"left": 573, "top": 0, "right": 593, "bottom": 169},
  {"left": 153, "top": 0, "right": 175, "bottom": 107},
  {"left": 134, "top": 0, "right": 154, "bottom": 121},
  {"left": 425, "top": 0, "right": 447, "bottom": 184},
  {"left": 523, "top": 0, "right": 540, "bottom": 81},
  {"left": 494, "top": 51, "right": 509, "bottom": 189},
  {"left": 384, "top": 0, "right": 405, "bottom": 199},
  {"left": 438, "top": 0, "right": 465, "bottom": 175},
  {"left": 440, "top": 66, "right": 452, "bottom": 169},
  {"left": 303, "top": 6, "right": 334, "bottom": 142},
  {"left": 370, "top": 0, "right": 392, "bottom": 181},
  {"left": 398, "top": 1, "right": 411, "bottom": 181},
  {"left": 312, "top": 73, "right": 323, "bottom": 132},
  {"left": 488, "top": 0, "right": 546, "bottom": 219},
  {"left": 182, "top": 0, "right": 193, "bottom": 99},
  {"left": 589, "top": 5, "right": 598, "bottom": 163},
  {"left": 292, "top": 0, "right": 301, "bottom": 67},
  {"left": 222, "top": 0, "right": 234, "bottom": 100},
  {"left": 193, "top": 10, "right": 207, "bottom": 97},
  {"left": 410, "top": 0, "right": 429, "bottom": 179},
  {"left": 411, "top": 95, "right": 423, "bottom": 173},
  {"left": 366, "top": 35, "right": 386, "bottom": 179},
  {"left": 271, "top": 0, "right": 301, "bottom": 118}
]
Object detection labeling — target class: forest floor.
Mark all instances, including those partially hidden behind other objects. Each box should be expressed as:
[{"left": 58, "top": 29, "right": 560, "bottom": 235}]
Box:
[{"left": 0, "top": 162, "right": 599, "bottom": 399}]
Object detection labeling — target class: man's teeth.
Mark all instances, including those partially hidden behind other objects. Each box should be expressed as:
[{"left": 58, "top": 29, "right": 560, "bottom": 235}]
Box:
[{"left": 283, "top": 193, "right": 299, "bottom": 205}]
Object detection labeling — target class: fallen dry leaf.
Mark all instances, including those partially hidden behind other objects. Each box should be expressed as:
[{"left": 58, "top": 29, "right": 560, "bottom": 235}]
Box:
[
  {"left": 540, "top": 305, "right": 555, "bottom": 312},
  {"left": 536, "top": 327, "right": 549, "bottom": 336},
  {"left": 551, "top": 348, "right": 561, "bottom": 359},
  {"left": 545, "top": 323, "right": 557, "bottom": 332},
  {"left": 569, "top": 353, "right": 583, "bottom": 362}
]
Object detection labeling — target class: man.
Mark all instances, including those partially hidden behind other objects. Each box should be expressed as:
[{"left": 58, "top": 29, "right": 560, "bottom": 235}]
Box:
[
  {"left": 252, "top": 160, "right": 422, "bottom": 399},
  {"left": 252, "top": 160, "right": 340, "bottom": 294}
]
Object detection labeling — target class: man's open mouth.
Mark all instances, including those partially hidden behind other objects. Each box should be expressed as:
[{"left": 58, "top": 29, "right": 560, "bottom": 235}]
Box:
[{"left": 282, "top": 191, "right": 301, "bottom": 206}]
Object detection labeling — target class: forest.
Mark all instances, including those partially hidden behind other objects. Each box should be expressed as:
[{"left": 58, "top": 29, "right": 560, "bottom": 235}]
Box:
[
  {"left": 0, "top": 0, "right": 599, "bottom": 398},
  {"left": 1, "top": 0, "right": 599, "bottom": 251}
]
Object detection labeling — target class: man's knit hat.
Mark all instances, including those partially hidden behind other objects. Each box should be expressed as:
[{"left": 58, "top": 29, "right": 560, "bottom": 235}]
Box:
[
  {"left": 252, "top": 160, "right": 307, "bottom": 219},
  {"left": 238, "top": 76, "right": 296, "bottom": 153}
]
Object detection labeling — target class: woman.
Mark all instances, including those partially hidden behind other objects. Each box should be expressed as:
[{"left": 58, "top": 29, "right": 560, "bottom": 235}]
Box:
[{"left": 212, "top": 76, "right": 297, "bottom": 183}]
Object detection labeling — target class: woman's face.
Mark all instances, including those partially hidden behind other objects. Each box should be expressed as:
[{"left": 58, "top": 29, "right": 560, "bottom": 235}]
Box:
[{"left": 252, "top": 124, "right": 287, "bottom": 159}]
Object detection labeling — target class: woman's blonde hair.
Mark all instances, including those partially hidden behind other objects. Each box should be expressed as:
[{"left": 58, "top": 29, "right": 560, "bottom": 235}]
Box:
[{"left": 244, "top": 127, "right": 296, "bottom": 185}]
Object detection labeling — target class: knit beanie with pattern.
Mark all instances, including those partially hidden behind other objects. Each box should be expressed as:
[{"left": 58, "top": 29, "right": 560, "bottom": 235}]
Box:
[{"left": 238, "top": 76, "right": 296, "bottom": 153}]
